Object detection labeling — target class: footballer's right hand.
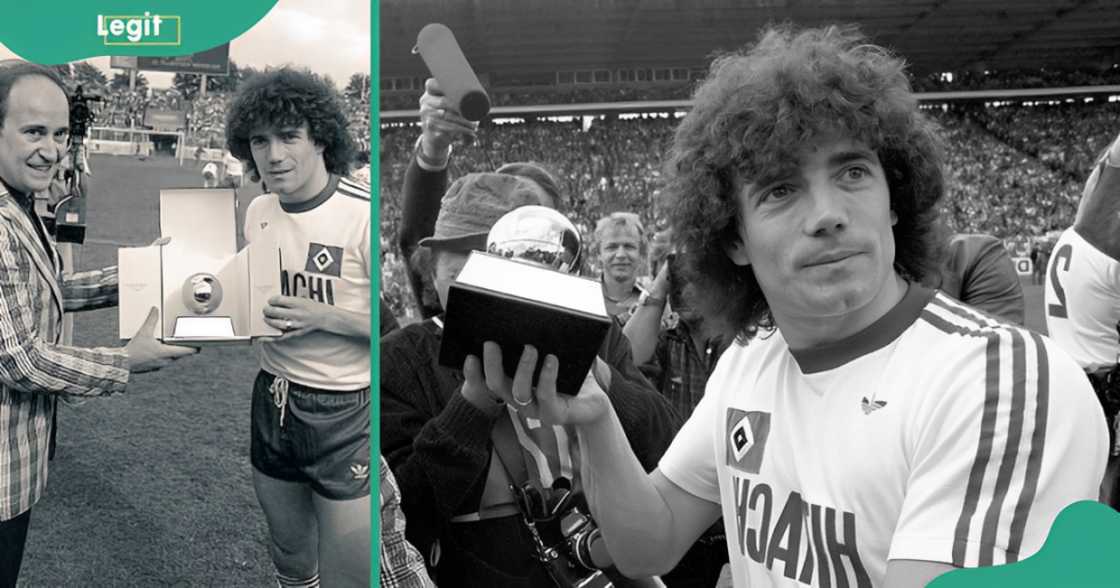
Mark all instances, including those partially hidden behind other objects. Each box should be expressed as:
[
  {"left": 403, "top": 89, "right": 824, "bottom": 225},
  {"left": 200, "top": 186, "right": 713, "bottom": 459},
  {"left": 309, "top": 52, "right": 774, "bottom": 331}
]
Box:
[
  {"left": 466, "top": 341, "right": 613, "bottom": 426},
  {"left": 532, "top": 355, "right": 614, "bottom": 427},
  {"left": 419, "top": 77, "right": 478, "bottom": 160},
  {"left": 125, "top": 307, "right": 200, "bottom": 374}
]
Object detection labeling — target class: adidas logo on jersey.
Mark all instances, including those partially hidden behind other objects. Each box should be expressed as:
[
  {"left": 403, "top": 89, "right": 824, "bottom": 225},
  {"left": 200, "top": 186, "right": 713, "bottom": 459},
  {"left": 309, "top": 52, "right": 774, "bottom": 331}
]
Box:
[
  {"left": 350, "top": 463, "right": 369, "bottom": 480},
  {"left": 860, "top": 397, "right": 887, "bottom": 414}
]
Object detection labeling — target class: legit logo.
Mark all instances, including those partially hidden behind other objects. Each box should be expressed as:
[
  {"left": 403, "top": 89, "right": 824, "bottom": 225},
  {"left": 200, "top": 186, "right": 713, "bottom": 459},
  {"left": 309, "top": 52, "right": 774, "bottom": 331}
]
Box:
[{"left": 97, "top": 12, "right": 181, "bottom": 46}]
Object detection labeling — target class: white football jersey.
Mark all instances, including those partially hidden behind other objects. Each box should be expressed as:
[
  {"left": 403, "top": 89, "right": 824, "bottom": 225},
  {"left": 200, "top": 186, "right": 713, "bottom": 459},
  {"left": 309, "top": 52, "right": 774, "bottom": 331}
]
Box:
[
  {"left": 244, "top": 174, "right": 371, "bottom": 390},
  {"left": 1044, "top": 228, "right": 1120, "bottom": 373},
  {"left": 660, "top": 286, "right": 1106, "bottom": 587}
]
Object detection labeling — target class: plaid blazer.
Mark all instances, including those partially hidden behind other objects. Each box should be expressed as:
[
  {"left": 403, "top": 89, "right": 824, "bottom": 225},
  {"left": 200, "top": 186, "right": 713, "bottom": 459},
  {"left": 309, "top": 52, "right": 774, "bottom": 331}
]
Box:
[
  {"left": 0, "top": 189, "right": 128, "bottom": 521},
  {"left": 379, "top": 455, "right": 435, "bottom": 588}
]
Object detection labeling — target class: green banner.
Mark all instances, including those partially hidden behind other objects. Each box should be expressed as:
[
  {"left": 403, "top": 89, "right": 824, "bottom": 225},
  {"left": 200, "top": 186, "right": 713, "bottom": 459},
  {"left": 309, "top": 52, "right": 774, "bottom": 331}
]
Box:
[
  {"left": 0, "top": 1, "right": 277, "bottom": 62},
  {"left": 932, "top": 500, "right": 1120, "bottom": 587}
]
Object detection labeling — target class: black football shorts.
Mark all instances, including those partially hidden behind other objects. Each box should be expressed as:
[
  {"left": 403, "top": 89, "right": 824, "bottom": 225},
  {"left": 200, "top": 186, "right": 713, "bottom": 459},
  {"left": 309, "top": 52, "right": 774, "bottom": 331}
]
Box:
[{"left": 250, "top": 370, "right": 370, "bottom": 500}]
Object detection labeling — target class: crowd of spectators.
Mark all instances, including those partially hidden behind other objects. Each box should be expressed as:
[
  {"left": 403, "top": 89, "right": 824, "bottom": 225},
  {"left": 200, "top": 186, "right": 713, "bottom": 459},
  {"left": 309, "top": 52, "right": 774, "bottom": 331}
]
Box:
[
  {"left": 345, "top": 96, "right": 373, "bottom": 154},
  {"left": 87, "top": 86, "right": 373, "bottom": 155},
  {"left": 380, "top": 84, "right": 696, "bottom": 110},
  {"left": 186, "top": 93, "right": 232, "bottom": 148},
  {"left": 974, "top": 101, "right": 1118, "bottom": 176},
  {"left": 911, "top": 66, "right": 1120, "bottom": 92},
  {"left": 97, "top": 90, "right": 149, "bottom": 128},
  {"left": 934, "top": 111, "right": 1084, "bottom": 239},
  {"left": 380, "top": 67, "right": 1120, "bottom": 111},
  {"left": 379, "top": 100, "right": 1120, "bottom": 319}
]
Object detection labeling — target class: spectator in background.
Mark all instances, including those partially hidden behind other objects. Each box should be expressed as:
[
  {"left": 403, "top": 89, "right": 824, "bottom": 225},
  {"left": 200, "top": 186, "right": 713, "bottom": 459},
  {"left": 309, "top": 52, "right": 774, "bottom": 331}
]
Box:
[
  {"left": 595, "top": 212, "right": 647, "bottom": 323},
  {"left": 396, "top": 78, "right": 561, "bottom": 320},
  {"left": 936, "top": 233, "right": 1026, "bottom": 325},
  {"left": 622, "top": 253, "right": 730, "bottom": 588},
  {"left": 223, "top": 149, "right": 244, "bottom": 188},
  {"left": 350, "top": 149, "right": 371, "bottom": 186},
  {"left": 1030, "top": 240, "right": 1043, "bottom": 285},
  {"left": 201, "top": 160, "right": 220, "bottom": 188},
  {"left": 1044, "top": 131, "right": 1120, "bottom": 507}
]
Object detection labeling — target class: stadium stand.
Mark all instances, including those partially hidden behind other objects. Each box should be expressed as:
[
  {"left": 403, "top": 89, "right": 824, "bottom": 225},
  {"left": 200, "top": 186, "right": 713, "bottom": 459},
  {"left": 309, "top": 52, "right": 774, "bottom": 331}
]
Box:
[{"left": 378, "top": 96, "right": 1120, "bottom": 320}]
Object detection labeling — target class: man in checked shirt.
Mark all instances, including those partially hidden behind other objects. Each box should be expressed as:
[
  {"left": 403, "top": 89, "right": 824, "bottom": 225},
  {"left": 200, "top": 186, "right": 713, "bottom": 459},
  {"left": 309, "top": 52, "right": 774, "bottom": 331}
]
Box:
[
  {"left": 0, "top": 61, "right": 198, "bottom": 585},
  {"left": 379, "top": 455, "right": 435, "bottom": 588}
]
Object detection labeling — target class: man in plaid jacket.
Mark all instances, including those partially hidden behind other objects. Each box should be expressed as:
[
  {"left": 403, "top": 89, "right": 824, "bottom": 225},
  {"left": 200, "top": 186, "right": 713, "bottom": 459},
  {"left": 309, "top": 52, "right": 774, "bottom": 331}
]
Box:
[
  {"left": 0, "top": 61, "right": 199, "bottom": 585},
  {"left": 379, "top": 455, "right": 434, "bottom": 588}
]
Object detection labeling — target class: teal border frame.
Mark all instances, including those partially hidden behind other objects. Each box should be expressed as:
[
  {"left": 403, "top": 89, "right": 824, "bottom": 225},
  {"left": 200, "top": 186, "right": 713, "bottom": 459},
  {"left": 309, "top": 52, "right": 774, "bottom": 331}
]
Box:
[{"left": 370, "top": 2, "right": 382, "bottom": 586}]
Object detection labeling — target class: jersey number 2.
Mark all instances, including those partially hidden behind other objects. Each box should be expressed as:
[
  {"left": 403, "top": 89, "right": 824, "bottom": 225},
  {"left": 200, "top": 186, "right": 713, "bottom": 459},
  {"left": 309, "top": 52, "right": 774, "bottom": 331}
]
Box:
[{"left": 1047, "top": 243, "right": 1073, "bottom": 319}]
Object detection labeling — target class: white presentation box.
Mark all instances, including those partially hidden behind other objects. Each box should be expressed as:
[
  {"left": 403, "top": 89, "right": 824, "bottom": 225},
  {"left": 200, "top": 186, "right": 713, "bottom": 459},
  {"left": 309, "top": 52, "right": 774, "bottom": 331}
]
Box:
[{"left": 118, "top": 188, "right": 282, "bottom": 344}]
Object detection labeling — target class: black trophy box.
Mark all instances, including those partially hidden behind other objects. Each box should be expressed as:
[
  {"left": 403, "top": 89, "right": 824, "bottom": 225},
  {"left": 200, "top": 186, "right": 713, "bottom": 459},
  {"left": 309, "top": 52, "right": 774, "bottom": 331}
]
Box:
[{"left": 438, "top": 252, "right": 611, "bottom": 396}]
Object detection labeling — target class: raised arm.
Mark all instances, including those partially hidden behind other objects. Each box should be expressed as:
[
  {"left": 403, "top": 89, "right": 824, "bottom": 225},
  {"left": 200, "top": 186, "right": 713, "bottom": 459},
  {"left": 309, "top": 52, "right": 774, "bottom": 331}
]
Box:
[
  {"left": 399, "top": 78, "right": 478, "bottom": 317},
  {"left": 622, "top": 262, "right": 670, "bottom": 365}
]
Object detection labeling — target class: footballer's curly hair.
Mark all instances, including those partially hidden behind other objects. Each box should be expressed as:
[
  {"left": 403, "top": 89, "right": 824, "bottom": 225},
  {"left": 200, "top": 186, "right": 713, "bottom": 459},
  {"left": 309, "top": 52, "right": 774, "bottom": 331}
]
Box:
[
  {"left": 663, "top": 25, "right": 947, "bottom": 339},
  {"left": 225, "top": 67, "right": 355, "bottom": 178}
]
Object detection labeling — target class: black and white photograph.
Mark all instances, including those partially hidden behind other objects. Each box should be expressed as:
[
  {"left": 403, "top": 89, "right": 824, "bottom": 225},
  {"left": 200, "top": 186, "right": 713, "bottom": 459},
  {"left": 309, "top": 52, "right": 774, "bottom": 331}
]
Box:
[
  {"left": 378, "top": 1, "right": 1120, "bottom": 587},
  {"left": 0, "top": 0, "right": 372, "bottom": 585}
]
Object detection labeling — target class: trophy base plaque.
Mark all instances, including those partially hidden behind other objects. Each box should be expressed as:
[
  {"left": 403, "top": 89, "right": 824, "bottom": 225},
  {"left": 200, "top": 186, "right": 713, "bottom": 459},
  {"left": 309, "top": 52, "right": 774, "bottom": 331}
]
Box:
[{"left": 172, "top": 316, "right": 238, "bottom": 340}]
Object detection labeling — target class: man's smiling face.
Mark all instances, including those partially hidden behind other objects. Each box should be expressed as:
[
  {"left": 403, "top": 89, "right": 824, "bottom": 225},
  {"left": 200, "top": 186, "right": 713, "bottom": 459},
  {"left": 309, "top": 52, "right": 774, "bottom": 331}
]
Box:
[{"left": 0, "top": 75, "right": 69, "bottom": 195}]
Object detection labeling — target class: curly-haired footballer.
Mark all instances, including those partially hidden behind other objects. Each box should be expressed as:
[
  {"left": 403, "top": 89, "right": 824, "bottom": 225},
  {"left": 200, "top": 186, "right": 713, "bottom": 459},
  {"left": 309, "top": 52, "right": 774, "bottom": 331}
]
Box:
[
  {"left": 506, "top": 26, "right": 1108, "bottom": 588},
  {"left": 226, "top": 67, "right": 371, "bottom": 588}
]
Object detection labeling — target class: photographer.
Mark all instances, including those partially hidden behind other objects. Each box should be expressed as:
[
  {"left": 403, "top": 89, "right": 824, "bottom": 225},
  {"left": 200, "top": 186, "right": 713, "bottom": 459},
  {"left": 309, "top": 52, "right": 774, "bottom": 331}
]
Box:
[
  {"left": 381, "top": 172, "right": 680, "bottom": 587},
  {"left": 397, "top": 78, "right": 562, "bottom": 321},
  {"left": 0, "top": 61, "right": 198, "bottom": 585},
  {"left": 45, "top": 85, "right": 96, "bottom": 227}
]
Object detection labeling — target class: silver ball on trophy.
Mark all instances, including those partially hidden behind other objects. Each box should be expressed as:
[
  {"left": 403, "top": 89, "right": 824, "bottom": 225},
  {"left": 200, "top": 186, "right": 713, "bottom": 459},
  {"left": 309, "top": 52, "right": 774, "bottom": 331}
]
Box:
[
  {"left": 182, "top": 273, "right": 224, "bottom": 315},
  {"left": 486, "top": 205, "right": 581, "bottom": 274}
]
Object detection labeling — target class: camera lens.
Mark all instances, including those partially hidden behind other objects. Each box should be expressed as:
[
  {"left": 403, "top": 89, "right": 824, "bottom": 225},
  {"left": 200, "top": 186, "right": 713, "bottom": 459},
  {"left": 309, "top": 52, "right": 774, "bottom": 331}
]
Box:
[
  {"left": 559, "top": 511, "right": 588, "bottom": 536},
  {"left": 573, "top": 527, "right": 613, "bottom": 570}
]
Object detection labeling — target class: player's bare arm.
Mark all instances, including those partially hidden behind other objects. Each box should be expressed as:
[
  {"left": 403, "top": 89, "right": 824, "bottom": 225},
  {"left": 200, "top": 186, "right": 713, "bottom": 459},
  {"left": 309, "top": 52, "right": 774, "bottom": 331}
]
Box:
[{"left": 884, "top": 559, "right": 955, "bottom": 588}]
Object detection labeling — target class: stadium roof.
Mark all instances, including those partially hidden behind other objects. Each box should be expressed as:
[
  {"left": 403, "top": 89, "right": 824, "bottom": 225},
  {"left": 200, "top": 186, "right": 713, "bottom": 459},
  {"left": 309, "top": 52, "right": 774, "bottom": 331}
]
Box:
[{"left": 381, "top": 0, "right": 1120, "bottom": 79}]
